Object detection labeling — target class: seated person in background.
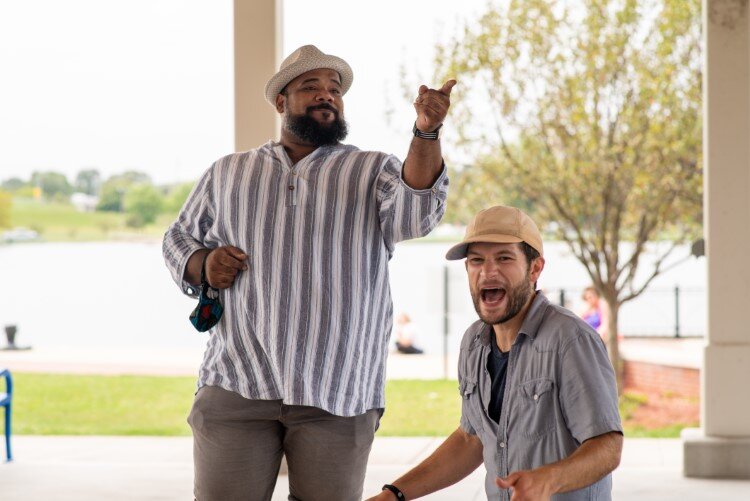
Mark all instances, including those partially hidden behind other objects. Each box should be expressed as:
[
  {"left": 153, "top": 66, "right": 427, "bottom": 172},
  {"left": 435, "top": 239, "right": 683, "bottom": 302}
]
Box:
[
  {"left": 394, "top": 312, "right": 424, "bottom": 354},
  {"left": 580, "top": 286, "right": 609, "bottom": 340}
]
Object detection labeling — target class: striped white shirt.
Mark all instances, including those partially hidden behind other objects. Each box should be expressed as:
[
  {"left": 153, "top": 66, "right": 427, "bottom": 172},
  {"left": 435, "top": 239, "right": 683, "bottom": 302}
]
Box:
[{"left": 163, "top": 141, "right": 449, "bottom": 416}]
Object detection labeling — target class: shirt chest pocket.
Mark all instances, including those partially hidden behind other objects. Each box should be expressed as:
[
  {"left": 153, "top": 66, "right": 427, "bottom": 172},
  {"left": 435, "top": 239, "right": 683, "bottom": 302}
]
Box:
[
  {"left": 512, "top": 378, "right": 557, "bottom": 439},
  {"left": 460, "top": 380, "right": 478, "bottom": 400},
  {"left": 459, "top": 379, "right": 485, "bottom": 433}
]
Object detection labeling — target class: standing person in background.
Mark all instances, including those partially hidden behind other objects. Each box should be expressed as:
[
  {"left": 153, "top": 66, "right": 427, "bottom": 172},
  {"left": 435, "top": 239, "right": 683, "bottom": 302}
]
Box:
[
  {"left": 162, "top": 44, "right": 455, "bottom": 501},
  {"left": 368, "top": 205, "right": 622, "bottom": 501},
  {"left": 580, "top": 286, "right": 609, "bottom": 341}
]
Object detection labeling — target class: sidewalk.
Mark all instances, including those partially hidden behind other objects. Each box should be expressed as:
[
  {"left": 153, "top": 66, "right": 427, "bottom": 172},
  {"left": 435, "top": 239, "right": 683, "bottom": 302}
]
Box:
[{"left": 1, "top": 436, "right": 748, "bottom": 500}]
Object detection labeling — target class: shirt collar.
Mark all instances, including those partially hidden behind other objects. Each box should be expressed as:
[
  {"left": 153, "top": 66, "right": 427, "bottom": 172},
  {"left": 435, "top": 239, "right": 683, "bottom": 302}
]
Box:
[
  {"left": 477, "top": 323, "right": 492, "bottom": 347},
  {"left": 518, "top": 291, "right": 550, "bottom": 340},
  {"left": 267, "top": 141, "right": 349, "bottom": 158}
]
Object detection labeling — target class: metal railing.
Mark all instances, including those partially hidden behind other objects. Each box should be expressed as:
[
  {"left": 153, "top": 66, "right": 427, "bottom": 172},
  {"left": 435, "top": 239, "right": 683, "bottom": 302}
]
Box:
[{"left": 543, "top": 286, "right": 705, "bottom": 338}]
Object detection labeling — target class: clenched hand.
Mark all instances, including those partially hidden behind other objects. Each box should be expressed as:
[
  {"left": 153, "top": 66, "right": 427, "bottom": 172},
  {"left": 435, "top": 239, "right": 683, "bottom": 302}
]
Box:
[{"left": 205, "top": 246, "right": 248, "bottom": 289}]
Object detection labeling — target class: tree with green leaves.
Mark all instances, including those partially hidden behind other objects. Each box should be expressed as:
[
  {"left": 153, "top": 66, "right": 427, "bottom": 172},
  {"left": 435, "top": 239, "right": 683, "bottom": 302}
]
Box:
[
  {"left": 97, "top": 171, "right": 152, "bottom": 212},
  {"left": 74, "top": 169, "right": 102, "bottom": 196},
  {"left": 1, "top": 177, "right": 27, "bottom": 193},
  {"left": 123, "top": 183, "right": 163, "bottom": 228},
  {"left": 30, "top": 171, "right": 73, "bottom": 201},
  {"left": 163, "top": 181, "right": 196, "bottom": 215},
  {"left": 0, "top": 190, "right": 11, "bottom": 228},
  {"left": 434, "top": 0, "right": 702, "bottom": 390}
]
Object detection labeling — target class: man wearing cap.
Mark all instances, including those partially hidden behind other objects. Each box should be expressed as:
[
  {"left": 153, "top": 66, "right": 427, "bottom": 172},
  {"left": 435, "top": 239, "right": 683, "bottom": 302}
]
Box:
[
  {"left": 368, "top": 206, "right": 622, "bottom": 501},
  {"left": 163, "top": 44, "right": 454, "bottom": 500}
]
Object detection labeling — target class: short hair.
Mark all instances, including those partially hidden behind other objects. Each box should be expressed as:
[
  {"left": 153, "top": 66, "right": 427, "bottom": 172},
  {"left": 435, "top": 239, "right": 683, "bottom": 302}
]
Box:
[
  {"left": 520, "top": 242, "right": 541, "bottom": 267},
  {"left": 520, "top": 242, "right": 542, "bottom": 290}
]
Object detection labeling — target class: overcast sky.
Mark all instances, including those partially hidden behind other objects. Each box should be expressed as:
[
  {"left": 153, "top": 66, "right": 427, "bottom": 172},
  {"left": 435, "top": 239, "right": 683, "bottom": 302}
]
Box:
[{"left": 0, "top": 0, "right": 480, "bottom": 185}]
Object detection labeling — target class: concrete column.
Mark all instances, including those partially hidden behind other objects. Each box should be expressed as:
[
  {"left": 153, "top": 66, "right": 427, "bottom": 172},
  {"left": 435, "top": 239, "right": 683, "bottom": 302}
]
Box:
[
  {"left": 233, "top": 0, "right": 282, "bottom": 151},
  {"left": 682, "top": 0, "right": 750, "bottom": 479}
]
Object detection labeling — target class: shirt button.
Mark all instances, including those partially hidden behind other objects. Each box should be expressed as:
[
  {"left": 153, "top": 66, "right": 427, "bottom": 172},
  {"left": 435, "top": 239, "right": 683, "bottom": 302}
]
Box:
[
  {"left": 533, "top": 394, "right": 539, "bottom": 401},
  {"left": 288, "top": 185, "right": 295, "bottom": 191},
  {"left": 499, "top": 442, "right": 506, "bottom": 448}
]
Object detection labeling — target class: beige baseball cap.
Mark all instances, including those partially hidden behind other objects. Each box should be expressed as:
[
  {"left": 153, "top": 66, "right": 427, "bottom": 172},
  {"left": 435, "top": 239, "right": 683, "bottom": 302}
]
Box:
[
  {"left": 264, "top": 45, "right": 353, "bottom": 105},
  {"left": 445, "top": 205, "right": 544, "bottom": 260}
]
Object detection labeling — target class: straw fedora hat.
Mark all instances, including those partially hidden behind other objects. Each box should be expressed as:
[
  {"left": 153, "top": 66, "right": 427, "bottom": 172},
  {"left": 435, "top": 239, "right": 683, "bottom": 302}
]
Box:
[{"left": 264, "top": 45, "right": 353, "bottom": 105}]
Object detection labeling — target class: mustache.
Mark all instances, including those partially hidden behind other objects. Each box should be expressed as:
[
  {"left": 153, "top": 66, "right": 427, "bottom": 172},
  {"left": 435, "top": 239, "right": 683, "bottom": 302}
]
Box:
[{"left": 306, "top": 103, "right": 339, "bottom": 115}]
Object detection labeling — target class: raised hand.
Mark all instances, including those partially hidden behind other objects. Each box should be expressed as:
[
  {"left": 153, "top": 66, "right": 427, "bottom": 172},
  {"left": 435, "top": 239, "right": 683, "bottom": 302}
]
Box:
[{"left": 413, "top": 79, "right": 457, "bottom": 133}]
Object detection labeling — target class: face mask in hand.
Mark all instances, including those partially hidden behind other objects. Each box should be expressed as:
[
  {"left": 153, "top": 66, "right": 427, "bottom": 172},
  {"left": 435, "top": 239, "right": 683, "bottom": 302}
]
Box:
[{"left": 189, "top": 251, "right": 224, "bottom": 332}]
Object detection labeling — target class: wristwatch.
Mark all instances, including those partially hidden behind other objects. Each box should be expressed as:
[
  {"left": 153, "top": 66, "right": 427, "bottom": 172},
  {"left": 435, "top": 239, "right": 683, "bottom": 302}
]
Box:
[
  {"left": 382, "top": 484, "right": 406, "bottom": 500},
  {"left": 412, "top": 121, "right": 442, "bottom": 140}
]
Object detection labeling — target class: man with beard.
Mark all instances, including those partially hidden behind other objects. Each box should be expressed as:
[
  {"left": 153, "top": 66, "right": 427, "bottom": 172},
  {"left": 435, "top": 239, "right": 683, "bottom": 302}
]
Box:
[
  {"left": 368, "top": 206, "right": 623, "bottom": 501},
  {"left": 162, "top": 45, "right": 454, "bottom": 500}
]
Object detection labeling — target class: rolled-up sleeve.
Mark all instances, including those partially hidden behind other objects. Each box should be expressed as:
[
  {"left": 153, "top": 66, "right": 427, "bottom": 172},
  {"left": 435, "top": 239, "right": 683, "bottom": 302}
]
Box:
[
  {"left": 376, "top": 155, "right": 449, "bottom": 251},
  {"left": 558, "top": 330, "right": 623, "bottom": 444},
  {"left": 162, "top": 165, "right": 216, "bottom": 296}
]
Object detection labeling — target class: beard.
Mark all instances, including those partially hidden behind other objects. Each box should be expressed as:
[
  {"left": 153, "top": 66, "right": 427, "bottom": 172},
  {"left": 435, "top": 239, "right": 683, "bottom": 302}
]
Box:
[
  {"left": 471, "top": 272, "right": 535, "bottom": 325},
  {"left": 284, "top": 103, "right": 349, "bottom": 146}
]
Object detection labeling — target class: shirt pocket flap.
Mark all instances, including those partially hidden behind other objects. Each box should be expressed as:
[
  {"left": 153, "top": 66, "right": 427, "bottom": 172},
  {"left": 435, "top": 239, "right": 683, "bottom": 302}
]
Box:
[
  {"left": 519, "top": 378, "right": 554, "bottom": 401},
  {"left": 460, "top": 380, "right": 477, "bottom": 399}
]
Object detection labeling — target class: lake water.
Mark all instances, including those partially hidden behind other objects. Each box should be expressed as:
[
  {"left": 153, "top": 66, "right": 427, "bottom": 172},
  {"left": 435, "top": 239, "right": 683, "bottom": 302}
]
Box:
[{"left": 0, "top": 240, "right": 706, "bottom": 357}]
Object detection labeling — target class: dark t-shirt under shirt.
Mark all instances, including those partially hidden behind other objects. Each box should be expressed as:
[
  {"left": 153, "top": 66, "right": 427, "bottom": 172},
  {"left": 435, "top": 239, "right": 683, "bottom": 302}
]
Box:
[{"left": 486, "top": 335, "right": 509, "bottom": 423}]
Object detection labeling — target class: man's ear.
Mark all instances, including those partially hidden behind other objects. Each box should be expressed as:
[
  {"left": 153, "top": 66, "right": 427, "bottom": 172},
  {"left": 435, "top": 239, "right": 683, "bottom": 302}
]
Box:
[
  {"left": 530, "top": 256, "right": 545, "bottom": 282},
  {"left": 275, "top": 93, "right": 285, "bottom": 114}
]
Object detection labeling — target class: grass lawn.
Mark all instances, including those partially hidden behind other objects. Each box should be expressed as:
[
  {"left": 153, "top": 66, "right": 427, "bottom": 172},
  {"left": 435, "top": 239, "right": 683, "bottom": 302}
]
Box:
[
  {"left": 13, "top": 373, "right": 196, "bottom": 435},
  {"left": 378, "top": 380, "right": 461, "bottom": 436},
  {"left": 7, "top": 197, "right": 456, "bottom": 244},
  {"left": 9, "top": 198, "right": 174, "bottom": 242},
  {"left": 9, "top": 373, "right": 688, "bottom": 437}
]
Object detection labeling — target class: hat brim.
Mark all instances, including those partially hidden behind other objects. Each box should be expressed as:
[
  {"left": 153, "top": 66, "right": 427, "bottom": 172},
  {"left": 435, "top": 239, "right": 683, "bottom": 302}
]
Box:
[
  {"left": 445, "top": 235, "right": 524, "bottom": 261},
  {"left": 264, "top": 56, "right": 353, "bottom": 105}
]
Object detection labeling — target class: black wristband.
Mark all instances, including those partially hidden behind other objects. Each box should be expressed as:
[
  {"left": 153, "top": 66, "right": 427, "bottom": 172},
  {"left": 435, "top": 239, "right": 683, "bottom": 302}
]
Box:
[{"left": 382, "top": 484, "right": 406, "bottom": 500}]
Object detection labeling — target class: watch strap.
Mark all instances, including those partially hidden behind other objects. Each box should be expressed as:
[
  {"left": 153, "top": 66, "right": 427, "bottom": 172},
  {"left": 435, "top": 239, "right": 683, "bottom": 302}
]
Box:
[
  {"left": 412, "top": 121, "right": 442, "bottom": 140},
  {"left": 382, "top": 484, "right": 406, "bottom": 500}
]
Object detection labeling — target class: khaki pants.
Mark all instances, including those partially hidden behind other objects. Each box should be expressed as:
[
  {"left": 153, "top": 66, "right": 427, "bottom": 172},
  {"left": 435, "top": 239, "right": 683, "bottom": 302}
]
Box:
[{"left": 188, "top": 386, "right": 381, "bottom": 501}]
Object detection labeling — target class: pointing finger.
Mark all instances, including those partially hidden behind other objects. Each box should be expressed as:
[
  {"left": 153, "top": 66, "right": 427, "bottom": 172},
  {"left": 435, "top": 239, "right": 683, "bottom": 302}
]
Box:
[
  {"left": 439, "top": 79, "right": 457, "bottom": 95},
  {"left": 418, "top": 84, "right": 429, "bottom": 95}
]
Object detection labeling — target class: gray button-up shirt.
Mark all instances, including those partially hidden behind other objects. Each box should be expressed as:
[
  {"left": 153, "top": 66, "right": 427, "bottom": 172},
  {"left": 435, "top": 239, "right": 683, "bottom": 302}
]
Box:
[{"left": 458, "top": 293, "right": 622, "bottom": 500}]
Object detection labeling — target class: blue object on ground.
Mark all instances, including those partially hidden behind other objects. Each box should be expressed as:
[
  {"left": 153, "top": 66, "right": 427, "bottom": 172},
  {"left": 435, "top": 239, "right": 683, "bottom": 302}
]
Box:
[{"left": 0, "top": 368, "right": 12, "bottom": 461}]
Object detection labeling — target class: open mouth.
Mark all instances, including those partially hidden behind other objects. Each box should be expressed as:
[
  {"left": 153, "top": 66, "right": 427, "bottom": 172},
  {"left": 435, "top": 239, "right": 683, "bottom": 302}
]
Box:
[{"left": 481, "top": 287, "right": 506, "bottom": 305}]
